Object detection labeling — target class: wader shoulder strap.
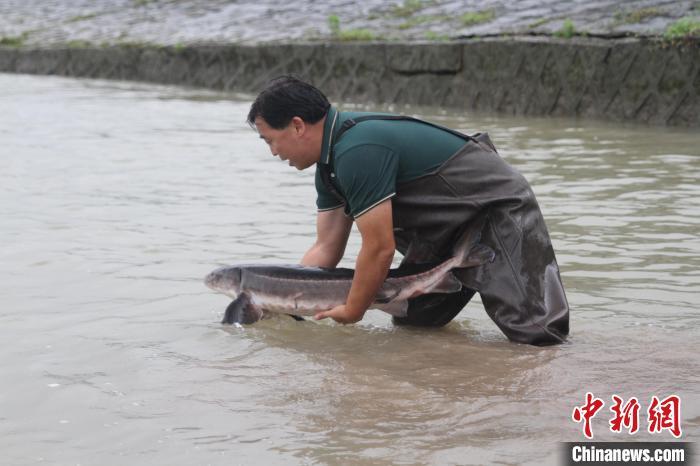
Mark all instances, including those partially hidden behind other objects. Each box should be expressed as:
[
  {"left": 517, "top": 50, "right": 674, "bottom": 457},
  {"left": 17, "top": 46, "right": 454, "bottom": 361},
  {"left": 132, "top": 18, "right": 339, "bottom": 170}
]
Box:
[
  {"left": 335, "top": 114, "right": 478, "bottom": 143},
  {"left": 320, "top": 114, "right": 482, "bottom": 208},
  {"left": 319, "top": 161, "right": 347, "bottom": 210}
]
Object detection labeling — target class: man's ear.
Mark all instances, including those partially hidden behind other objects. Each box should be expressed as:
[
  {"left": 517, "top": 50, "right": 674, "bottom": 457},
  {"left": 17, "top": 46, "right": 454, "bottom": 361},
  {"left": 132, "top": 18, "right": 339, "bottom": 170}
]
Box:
[{"left": 290, "top": 116, "right": 306, "bottom": 135}]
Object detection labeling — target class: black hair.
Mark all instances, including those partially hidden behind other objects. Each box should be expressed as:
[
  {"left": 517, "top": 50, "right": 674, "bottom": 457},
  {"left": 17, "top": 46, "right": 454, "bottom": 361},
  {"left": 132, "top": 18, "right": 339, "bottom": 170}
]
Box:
[{"left": 247, "top": 75, "right": 331, "bottom": 129}]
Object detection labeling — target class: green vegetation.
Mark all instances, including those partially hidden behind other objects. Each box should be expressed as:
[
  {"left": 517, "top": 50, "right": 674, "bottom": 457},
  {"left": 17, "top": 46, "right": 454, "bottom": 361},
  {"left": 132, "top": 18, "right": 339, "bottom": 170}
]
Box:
[
  {"left": 554, "top": 19, "right": 576, "bottom": 38},
  {"left": 66, "top": 13, "right": 99, "bottom": 23},
  {"left": 0, "top": 35, "right": 25, "bottom": 47},
  {"left": 64, "top": 39, "right": 93, "bottom": 48},
  {"left": 615, "top": 7, "right": 663, "bottom": 24},
  {"left": 116, "top": 40, "right": 155, "bottom": 48},
  {"left": 528, "top": 18, "right": 551, "bottom": 29},
  {"left": 391, "top": 0, "right": 433, "bottom": 18},
  {"left": 424, "top": 31, "right": 449, "bottom": 41},
  {"left": 339, "top": 28, "right": 376, "bottom": 41},
  {"left": 664, "top": 17, "right": 700, "bottom": 39},
  {"left": 328, "top": 15, "right": 376, "bottom": 41},
  {"left": 328, "top": 15, "right": 341, "bottom": 35},
  {"left": 398, "top": 14, "right": 450, "bottom": 30},
  {"left": 460, "top": 10, "right": 495, "bottom": 27}
]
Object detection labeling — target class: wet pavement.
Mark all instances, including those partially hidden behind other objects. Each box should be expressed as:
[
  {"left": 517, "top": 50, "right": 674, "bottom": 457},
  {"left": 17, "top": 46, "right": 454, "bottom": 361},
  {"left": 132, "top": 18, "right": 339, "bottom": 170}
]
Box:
[{"left": 1, "top": 0, "right": 698, "bottom": 46}]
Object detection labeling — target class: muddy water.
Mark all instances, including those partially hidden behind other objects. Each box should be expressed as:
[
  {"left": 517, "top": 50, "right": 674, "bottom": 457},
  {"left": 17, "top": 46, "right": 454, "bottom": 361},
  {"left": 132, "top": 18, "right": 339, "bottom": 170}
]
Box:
[{"left": 1, "top": 74, "right": 698, "bottom": 465}]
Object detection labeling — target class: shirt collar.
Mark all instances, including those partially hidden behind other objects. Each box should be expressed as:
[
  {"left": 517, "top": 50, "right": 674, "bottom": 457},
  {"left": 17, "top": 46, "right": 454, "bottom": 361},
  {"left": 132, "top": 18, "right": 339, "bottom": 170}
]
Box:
[{"left": 320, "top": 106, "right": 339, "bottom": 165}]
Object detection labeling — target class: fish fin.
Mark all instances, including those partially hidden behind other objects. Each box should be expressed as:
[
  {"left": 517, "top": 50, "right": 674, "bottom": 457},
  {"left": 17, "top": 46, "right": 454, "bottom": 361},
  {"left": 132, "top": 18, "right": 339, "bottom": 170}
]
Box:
[
  {"left": 222, "top": 292, "right": 263, "bottom": 325},
  {"left": 375, "top": 284, "right": 401, "bottom": 304},
  {"left": 448, "top": 220, "right": 495, "bottom": 269},
  {"left": 288, "top": 293, "right": 305, "bottom": 320},
  {"left": 451, "top": 218, "right": 489, "bottom": 266},
  {"left": 460, "top": 243, "right": 495, "bottom": 268},
  {"left": 378, "top": 300, "right": 409, "bottom": 317},
  {"left": 429, "top": 272, "right": 464, "bottom": 294}
]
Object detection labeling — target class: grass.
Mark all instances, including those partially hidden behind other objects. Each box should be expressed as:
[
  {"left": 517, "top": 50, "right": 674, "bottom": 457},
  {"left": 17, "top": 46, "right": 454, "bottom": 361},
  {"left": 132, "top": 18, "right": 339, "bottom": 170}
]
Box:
[
  {"left": 64, "top": 39, "right": 93, "bottom": 48},
  {"left": 338, "top": 29, "right": 376, "bottom": 41},
  {"left": 614, "top": 7, "right": 663, "bottom": 24},
  {"left": 0, "top": 35, "right": 25, "bottom": 47},
  {"left": 391, "top": 0, "right": 433, "bottom": 18},
  {"left": 460, "top": 10, "right": 495, "bottom": 27},
  {"left": 664, "top": 17, "right": 700, "bottom": 39},
  {"left": 116, "top": 40, "right": 156, "bottom": 48},
  {"left": 398, "top": 14, "right": 450, "bottom": 30},
  {"left": 328, "top": 15, "right": 376, "bottom": 41},
  {"left": 328, "top": 15, "right": 341, "bottom": 35},
  {"left": 424, "top": 31, "right": 450, "bottom": 41},
  {"left": 554, "top": 19, "right": 576, "bottom": 38},
  {"left": 528, "top": 18, "right": 551, "bottom": 29}
]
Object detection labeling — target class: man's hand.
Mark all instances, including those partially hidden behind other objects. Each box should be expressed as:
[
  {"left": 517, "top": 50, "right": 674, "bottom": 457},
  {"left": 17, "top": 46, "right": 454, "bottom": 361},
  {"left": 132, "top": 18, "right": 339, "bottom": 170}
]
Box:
[{"left": 314, "top": 304, "right": 365, "bottom": 324}]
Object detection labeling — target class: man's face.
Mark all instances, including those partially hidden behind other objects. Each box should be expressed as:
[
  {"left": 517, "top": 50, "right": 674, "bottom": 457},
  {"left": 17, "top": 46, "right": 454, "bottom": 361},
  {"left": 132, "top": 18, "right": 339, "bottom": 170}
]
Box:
[{"left": 254, "top": 117, "right": 317, "bottom": 170}]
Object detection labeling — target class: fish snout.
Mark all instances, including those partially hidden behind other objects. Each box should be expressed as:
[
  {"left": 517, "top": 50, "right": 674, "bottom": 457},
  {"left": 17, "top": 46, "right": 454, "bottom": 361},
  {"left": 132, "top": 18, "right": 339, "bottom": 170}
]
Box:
[
  {"left": 204, "top": 266, "right": 242, "bottom": 296},
  {"left": 204, "top": 270, "right": 221, "bottom": 291}
]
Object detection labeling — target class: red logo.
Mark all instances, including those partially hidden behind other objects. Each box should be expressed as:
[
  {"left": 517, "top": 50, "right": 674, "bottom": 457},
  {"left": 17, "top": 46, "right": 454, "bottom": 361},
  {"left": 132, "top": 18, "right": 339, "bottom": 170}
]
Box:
[
  {"left": 648, "top": 395, "right": 682, "bottom": 438},
  {"left": 572, "top": 392, "right": 605, "bottom": 439},
  {"left": 609, "top": 395, "right": 640, "bottom": 434},
  {"left": 572, "top": 393, "right": 682, "bottom": 439}
]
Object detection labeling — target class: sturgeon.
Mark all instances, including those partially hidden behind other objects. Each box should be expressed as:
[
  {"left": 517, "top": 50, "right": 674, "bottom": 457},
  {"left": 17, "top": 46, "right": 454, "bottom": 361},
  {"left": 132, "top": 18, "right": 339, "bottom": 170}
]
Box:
[{"left": 205, "top": 231, "right": 494, "bottom": 325}]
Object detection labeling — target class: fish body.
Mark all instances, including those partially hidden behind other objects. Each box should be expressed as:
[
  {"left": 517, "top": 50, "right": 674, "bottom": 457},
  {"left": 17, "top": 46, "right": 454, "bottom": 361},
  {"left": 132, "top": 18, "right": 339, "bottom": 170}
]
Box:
[{"left": 205, "top": 231, "right": 494, "bottom": 325}]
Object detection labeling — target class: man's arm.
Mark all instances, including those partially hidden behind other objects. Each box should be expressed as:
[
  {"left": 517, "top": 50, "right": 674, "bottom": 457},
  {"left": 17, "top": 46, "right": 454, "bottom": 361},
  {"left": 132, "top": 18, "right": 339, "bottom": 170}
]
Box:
[
  {"left": 314, "top": 199, "right": 395, "bottom": 324},
  {"left": 301, "top": 207, "right": 353, "bottom": 268}
]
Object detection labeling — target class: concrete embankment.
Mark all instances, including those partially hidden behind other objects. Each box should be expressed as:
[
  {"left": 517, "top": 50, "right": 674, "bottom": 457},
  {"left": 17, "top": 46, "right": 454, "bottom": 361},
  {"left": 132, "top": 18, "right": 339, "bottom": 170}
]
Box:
[{"left": 2, "top": 38, "right": 698, "bottom": 126}]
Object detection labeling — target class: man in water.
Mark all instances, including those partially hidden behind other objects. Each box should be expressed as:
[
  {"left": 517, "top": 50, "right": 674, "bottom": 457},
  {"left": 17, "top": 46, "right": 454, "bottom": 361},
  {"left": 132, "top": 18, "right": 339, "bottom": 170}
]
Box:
[{"left": 247, "top": 75, "right": 569, "bottom": 345}]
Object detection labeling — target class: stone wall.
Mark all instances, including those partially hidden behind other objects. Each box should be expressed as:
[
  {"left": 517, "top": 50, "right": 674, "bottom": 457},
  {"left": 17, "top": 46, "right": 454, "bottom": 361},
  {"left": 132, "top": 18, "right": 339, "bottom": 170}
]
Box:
[{"left": 1, "top": 38, "right": 698, "bottom": 126}]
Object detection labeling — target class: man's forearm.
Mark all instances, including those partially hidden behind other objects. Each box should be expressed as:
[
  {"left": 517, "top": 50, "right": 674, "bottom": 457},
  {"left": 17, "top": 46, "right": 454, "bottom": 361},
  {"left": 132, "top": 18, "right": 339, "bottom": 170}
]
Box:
[
  {"left": 344, "top": 244, "right": 394, "bottom": 319},
  {"left": 302, "top": 208, "right": 352, "bottom": 268},
  {"left": 300, "top": 242, "right": 343, "bottom": 268}
]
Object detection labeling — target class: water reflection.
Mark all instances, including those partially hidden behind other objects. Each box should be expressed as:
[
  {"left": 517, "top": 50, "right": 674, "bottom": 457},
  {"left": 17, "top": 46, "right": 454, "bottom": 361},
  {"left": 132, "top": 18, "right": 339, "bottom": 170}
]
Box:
[{"left": 214, "top": 319, "right": 561, "bottom": 465}]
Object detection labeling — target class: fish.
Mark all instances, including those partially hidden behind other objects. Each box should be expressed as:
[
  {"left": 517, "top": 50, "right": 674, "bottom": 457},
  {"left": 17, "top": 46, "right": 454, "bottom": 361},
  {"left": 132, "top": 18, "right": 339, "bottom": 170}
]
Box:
[{"left": 205, "top": 229, "right": 494, "bottom": 325}]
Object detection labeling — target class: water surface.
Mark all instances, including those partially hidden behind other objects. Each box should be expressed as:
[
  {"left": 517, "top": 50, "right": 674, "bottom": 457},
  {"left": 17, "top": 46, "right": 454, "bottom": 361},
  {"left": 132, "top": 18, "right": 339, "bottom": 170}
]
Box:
[{"left": 1, "top": 74, "right": 698, "bottom": 465}]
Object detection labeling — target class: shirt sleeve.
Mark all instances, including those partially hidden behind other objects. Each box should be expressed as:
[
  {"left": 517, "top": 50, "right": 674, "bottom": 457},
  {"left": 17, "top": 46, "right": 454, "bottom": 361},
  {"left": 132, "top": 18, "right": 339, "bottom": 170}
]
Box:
[
  {"left": 334, "top": 144, "right": 398, "bottom": 218},
  {"left": 314, "top": 164, "right": 345, "bottom": 212}
]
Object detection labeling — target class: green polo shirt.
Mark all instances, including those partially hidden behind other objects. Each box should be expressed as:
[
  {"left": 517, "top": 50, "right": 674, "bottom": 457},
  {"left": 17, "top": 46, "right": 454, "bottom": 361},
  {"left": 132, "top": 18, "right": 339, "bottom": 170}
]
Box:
[{"left": 315, "top": 106, "right": 467, "bottom": 218}]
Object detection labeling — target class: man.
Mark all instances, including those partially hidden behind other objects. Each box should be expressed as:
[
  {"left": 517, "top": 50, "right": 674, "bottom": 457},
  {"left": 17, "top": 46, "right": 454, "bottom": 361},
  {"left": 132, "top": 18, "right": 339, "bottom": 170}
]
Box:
[{"left": 247, "top": 75, "right": 569, "bottom": 345}]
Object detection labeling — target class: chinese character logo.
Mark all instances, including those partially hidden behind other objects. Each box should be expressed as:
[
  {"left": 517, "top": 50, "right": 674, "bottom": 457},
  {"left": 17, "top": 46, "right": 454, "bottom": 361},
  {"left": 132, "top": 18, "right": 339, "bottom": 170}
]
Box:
[
  {"left": 572, "top": 393, "right": 682, "bottom": 439},
  {"left": 572, "top": 392, "right": 605, "bottom": 439},
  {"left": 609, "top": 395, "right": 640, "bottom": 434},
  {"left": 648, "top": 395, "right": 682, "bottom": 438}
]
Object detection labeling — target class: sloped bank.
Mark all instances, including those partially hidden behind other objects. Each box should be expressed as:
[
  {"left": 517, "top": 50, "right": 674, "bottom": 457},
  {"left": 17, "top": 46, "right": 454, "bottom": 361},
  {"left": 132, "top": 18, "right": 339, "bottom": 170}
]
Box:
[{"left": 1, "top": 37, "right": 698, "bottom": 126}]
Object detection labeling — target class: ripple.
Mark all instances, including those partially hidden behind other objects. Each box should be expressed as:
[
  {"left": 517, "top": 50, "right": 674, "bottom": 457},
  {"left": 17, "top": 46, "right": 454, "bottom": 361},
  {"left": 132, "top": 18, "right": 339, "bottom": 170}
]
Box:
[{"left": 1, "top": 73, "right": 699, "bottom": 465}]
